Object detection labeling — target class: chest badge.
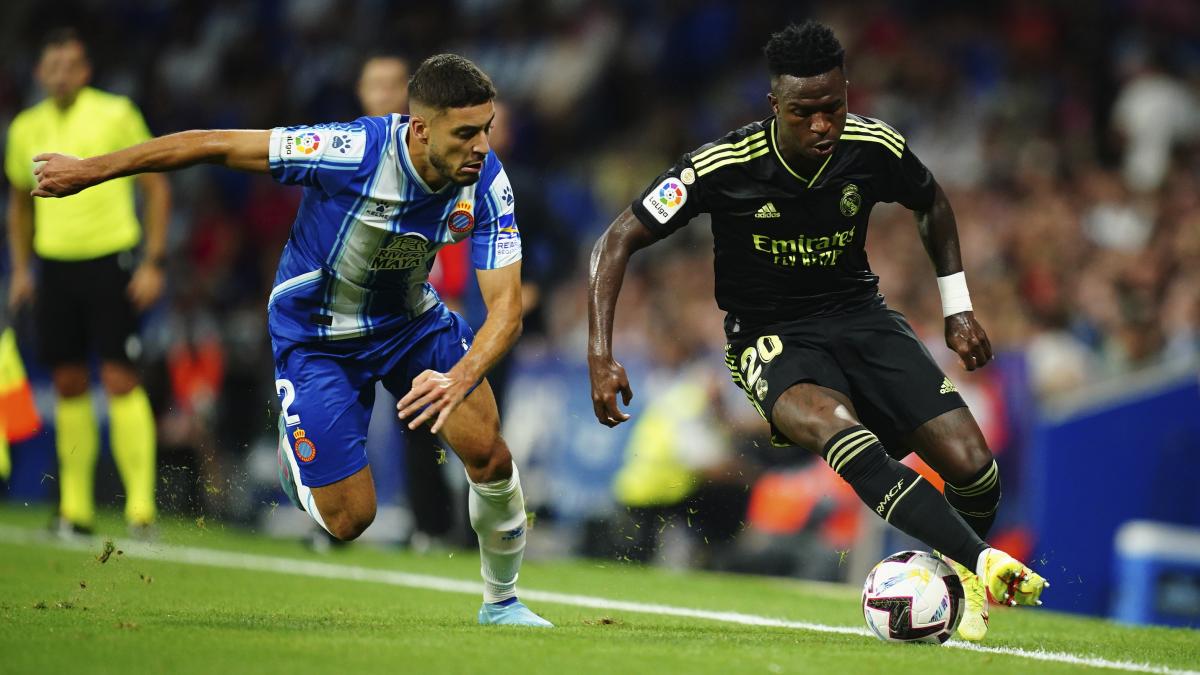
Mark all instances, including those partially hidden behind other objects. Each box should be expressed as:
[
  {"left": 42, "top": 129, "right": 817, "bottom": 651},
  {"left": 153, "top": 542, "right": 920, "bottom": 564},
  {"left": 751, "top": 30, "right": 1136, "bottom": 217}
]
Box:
[
  {"left": 840, "top": 183, "right": 862, "bottom": 217},
  {"left": 448, "top": 200, "right": 475, "bottom": 234}
]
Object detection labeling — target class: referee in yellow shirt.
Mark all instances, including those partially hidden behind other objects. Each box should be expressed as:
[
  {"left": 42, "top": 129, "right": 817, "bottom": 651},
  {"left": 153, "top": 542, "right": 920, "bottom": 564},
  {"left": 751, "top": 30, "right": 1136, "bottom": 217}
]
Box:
[{"left": 4, "top": 29, "right": 170, "bottom": 535}]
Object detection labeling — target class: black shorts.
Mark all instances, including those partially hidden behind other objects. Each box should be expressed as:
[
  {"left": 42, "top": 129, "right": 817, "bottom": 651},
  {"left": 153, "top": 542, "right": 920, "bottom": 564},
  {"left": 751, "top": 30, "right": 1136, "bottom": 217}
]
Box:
[
  {"left": 36, "top": 251, "right": 139, "bottom": 367},
  {"left": 724, "top": 306, "right": 966, "bottom": 455}
]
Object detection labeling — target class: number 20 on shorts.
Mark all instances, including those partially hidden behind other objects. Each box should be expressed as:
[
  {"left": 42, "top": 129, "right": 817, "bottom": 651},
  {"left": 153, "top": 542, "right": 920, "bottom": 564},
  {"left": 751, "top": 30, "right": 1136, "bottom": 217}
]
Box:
[{"left": 739, "top": 335, "right": 783, "bottom": 388}]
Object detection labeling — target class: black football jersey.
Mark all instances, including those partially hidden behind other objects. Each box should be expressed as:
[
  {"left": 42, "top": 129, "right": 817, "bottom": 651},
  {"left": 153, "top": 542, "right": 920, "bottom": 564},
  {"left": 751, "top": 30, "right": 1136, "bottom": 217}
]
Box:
[{"left": 631, "top": 113, "right": 936, "bottom": 331}]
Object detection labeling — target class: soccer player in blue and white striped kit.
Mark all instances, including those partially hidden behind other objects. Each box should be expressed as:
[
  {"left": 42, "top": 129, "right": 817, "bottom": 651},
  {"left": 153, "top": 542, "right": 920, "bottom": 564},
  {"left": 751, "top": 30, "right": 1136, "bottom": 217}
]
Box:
[{"left": 30, "top": 54, "right": 551, "bottom": 627}]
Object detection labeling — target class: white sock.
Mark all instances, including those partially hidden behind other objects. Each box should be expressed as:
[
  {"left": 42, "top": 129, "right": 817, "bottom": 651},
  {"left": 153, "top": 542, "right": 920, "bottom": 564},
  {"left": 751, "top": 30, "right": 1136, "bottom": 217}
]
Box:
[
  {"left": 279, "top": 416, "right": 332, "bottom": 535},
  {"left": 468, "top": 462, "right": 527, "bottom": 604}
]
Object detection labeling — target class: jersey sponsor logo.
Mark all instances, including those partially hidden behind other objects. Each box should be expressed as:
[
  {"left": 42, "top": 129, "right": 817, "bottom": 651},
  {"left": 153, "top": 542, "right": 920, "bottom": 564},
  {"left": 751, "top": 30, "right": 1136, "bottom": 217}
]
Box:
[
  {"left": 940, "top": 377, "right": 957, "bottom": 395},
  {"left": 292, "top": 428, "right": 317, "bottom": 463},
  {"left": 447, "top": 200, "right": 475, "bottom": 234},
  {"left": 496, "top": 222, "right": 521, "bottom": 255},
  {"left": 642, "top": 178, "right": 687, "bottom": 224},
  {"left": 369, "top": 234, "right": 430, "bottom": 270},
  {"left": 754, "top": 202, "right": 781, "bottom": 219},
  {"left": 840, "top": 183, "right": 862, "bottom": 217},
  {"left": 751, "top": 226, "right": 856, "bottom": 268},
  {"left": 365, "top": 198, "right": 393, "bottom": 221}
]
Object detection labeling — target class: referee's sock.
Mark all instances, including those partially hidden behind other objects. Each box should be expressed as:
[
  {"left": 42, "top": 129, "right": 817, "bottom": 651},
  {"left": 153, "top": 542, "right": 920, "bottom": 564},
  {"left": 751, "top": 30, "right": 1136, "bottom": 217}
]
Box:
[
  {"left": 0, "top": 424, "right": 10, "bottom": 481},
  {"left": 824, "top": 426, "right": 987, "bottom": 566},
  {"left": 56, "top": 394, "right": 99, "bottom": 527},
  {"left": 945, "top": 459, "right": 1001, "bottom": 539},
  {"left": 109, "top": 387, "right": 157, "bottom": 525}
]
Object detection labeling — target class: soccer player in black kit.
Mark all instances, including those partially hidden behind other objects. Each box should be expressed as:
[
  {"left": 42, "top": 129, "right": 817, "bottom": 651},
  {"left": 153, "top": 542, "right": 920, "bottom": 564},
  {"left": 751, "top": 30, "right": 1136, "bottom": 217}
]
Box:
[{"left": 587, "top": 21, "right": 1046, "bottom": 642}]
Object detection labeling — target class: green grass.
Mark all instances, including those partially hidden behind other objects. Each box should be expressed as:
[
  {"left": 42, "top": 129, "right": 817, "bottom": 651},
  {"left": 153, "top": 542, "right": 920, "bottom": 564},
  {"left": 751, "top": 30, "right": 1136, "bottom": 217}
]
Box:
[{"left": 0, "top": 505, "right": 1197, "bottom": 674}]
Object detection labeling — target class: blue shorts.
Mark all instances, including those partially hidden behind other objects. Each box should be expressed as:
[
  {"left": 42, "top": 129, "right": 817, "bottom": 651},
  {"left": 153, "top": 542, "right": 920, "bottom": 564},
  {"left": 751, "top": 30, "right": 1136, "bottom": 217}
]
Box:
[{"left": 271, "top": 303, "right": 475, "bottom": 487}]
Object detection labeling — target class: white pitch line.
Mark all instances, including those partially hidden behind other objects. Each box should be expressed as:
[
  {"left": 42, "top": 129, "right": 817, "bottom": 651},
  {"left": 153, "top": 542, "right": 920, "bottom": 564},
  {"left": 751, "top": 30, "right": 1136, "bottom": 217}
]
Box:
[{"left": 0, "top": 525, "right": 1194, "bottom": 675}]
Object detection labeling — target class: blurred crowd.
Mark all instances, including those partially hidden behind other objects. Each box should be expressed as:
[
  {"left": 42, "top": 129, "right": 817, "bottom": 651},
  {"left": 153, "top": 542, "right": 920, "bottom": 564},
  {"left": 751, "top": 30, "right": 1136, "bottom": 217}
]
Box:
[{"left": 1, "top": 0, "right": 1198, "bottom": 567}]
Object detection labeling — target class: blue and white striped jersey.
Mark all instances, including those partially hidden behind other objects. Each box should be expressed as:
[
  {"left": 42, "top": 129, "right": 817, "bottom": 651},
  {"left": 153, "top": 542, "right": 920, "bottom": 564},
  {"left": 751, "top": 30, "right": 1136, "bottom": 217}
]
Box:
[{"left": 264, "top": 114, "right": 520, "bottom": 342}]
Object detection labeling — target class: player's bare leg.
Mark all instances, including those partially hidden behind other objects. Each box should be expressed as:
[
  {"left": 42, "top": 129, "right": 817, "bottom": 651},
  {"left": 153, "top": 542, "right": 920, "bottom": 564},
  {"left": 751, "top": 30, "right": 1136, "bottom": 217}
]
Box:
[
  {"left": 437, "top": 378, "right": 551, "bottom": 627},
  {"left": 906, "top": 408, "right": 999, "bottom": 639},
  {"left": 308, "top": 466, "right": 378, "bottom": 541},
  {"left": 771, "top": 382, "right": 1045, "bottom": 623}
]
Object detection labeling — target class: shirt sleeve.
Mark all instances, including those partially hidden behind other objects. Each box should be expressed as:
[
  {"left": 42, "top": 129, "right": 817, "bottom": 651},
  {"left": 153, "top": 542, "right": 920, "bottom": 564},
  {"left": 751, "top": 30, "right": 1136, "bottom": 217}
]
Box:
[
  {"left": 629, "top": 156, "right": 703, "bottom": 238},
  {"left": 4, "top": 115, "right": 32, "bottom": 190},
  {"left": 879, "top": 142, "right": 936, "bottom": 211},
  {"left": 268, "top": 120, "right": 371, "bottom": 195},
  {"left": 471, "top": 166, "right": 521, "bottom": 270}
]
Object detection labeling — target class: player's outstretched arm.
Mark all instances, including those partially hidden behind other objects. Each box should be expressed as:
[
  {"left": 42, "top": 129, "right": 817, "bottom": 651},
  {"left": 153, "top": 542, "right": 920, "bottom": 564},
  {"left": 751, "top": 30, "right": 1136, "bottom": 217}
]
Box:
[
  {"left": 398, "top": 261, "right": 523, "bottom": 435},
  {"left": 31, "top": 129, "right": 271, "bottom": 199},
  {"left": 587, "top": 207, "right": 658, "bottom": 427},
  {"left": 914, "top": 182, "right": 993, "bottom": 371}
]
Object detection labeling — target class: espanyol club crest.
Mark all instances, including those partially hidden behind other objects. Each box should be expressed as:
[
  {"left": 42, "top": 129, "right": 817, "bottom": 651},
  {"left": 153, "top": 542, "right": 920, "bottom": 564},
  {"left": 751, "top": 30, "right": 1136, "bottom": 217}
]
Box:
[
  {"left": 293, "top": 428, "right": 317, "bottom": 463},
  {"left": 447, "top": 200, "right": 475, "bottom": 234}
]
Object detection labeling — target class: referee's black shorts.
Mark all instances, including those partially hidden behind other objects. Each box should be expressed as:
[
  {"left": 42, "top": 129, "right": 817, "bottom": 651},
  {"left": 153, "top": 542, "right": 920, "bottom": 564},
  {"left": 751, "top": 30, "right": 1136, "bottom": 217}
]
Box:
[
  {"left": 724, "top": 305, "right": 967, "bottom": 454},
  {"left": 35, "top": 251, "right": 139, "bottom": 368}
]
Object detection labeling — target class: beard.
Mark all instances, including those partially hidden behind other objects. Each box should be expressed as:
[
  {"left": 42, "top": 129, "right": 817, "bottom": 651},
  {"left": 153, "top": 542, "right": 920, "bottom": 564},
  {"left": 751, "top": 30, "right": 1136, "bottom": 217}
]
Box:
[{"left": 429, "top": 150, "right": 480, "bottom": 187}]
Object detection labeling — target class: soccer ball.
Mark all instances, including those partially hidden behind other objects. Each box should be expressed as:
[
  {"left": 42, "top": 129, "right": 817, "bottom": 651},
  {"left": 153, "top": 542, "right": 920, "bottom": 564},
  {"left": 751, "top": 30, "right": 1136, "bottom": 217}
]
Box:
[{"left": 862, "top": 550, "right": 965, "bottom": 644}]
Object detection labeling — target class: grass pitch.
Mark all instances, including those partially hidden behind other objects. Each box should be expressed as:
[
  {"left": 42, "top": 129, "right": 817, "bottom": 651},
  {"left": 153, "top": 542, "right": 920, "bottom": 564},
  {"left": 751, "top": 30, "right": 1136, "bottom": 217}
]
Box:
[{"left": 0, "top": 505, "right": 1196, "bottom": 674}]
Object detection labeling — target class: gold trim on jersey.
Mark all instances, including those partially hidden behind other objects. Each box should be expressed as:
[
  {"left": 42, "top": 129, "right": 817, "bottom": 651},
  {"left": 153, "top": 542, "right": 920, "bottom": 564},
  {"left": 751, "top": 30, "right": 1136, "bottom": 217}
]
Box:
[
  {"left": 691, "top": 131, "right": 767, "bottom": 164},
  {"left": 846, "top": 116, "right": 905, "bottom": 144},
  {"left": 839, "top": 134, "right": 902, "bottom": 158},
  {"left": 696, "top": 145, "right": 771, "bottom": 177},
  {"left": 843, "top": 117, "right": 905, "bottom": 158},
  {"left": 768, "top": 119, "right": 833, "bottom": 188},
  {"left": 693, "top": 137, "right": 769, "bottom": 173}
]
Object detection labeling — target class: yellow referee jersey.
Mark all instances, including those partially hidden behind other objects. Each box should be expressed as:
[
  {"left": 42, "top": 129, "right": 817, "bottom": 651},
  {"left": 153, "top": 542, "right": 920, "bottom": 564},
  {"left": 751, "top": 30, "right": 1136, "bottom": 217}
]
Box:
[{"left": 4, "top": 86, "right": 151, "bottom": 261}]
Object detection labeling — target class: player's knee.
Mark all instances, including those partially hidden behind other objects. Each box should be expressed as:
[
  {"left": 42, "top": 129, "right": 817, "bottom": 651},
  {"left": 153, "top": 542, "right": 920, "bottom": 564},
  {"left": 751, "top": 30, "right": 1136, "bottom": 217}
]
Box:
[
  {"left": 940, "top": 437, "right": 993, "bottom": 485},
  {"left": 99, "top": 362, "right": 140, "bottom": 396},
  {"left": 52, "top": 366, "right": 90, "bottom": 398},
  {"left": 773, "top": 388, "right": 856, "bottom": 451},
  {"left": 464, "top": 440, "right": 512, "bottom": 484},
  {"left": 324, "top": 504, "right": 376, "bottom": 541}
]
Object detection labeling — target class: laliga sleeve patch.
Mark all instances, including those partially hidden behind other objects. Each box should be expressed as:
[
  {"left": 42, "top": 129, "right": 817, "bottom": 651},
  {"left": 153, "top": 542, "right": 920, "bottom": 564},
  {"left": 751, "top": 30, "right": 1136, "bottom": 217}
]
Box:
[{"left": 642, "top": 178, "right": 688, "bottom": 225}]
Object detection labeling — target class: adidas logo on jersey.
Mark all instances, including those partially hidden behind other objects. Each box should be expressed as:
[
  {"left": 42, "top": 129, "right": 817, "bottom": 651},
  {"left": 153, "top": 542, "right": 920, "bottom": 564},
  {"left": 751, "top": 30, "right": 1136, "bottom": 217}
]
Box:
[
  {"left": 940, "top": 377, "right": 957, "bottom": 395},
  {"left": 755, "top": 202, "right": 781, "bottom": 219}
]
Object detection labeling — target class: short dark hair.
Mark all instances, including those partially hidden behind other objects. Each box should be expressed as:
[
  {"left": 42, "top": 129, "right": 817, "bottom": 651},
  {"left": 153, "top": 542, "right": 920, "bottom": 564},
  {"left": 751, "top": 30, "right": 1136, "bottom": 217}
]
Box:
[
  {"left": 764, "top": 20, "right": 844, "bottom": 79},
  {"left": 42, "top": 27, "right": 88, "bottom": 58},
  {"left": 408, "top": 54, "right": 495, "bottom": 109}
]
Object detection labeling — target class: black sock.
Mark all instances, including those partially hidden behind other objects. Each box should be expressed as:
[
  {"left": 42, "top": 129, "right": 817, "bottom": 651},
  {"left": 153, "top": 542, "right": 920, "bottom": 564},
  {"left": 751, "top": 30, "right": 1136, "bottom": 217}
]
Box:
[
  {"left": 945, "top": 459, "right": 1001, "bottom": 540},
  {"left": 824, "top": 426, "right": 987, "bottom": 566}
]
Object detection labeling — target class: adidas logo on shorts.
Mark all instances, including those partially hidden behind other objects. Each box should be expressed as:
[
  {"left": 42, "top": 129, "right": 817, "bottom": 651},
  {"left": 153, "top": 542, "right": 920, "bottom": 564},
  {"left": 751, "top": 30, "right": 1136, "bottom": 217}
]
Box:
[
  {"left": 754, "top": 202, "right": 781, "bottom": 219},
  {"left": 940, "top": 377, "right": 957, "bottom": 395}
]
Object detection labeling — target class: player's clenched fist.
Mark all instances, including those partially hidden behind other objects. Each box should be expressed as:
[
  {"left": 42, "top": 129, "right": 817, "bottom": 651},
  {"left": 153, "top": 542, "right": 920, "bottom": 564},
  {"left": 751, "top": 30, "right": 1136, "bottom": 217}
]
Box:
[
  {"left": 31, "top": 152, "right": 97, "bottom": 198},
  {"left": 945, "top": 311, "right": 993, "bottom": 371},
  {"left": 587, "top": 355, "right": 633, "bottom": 427},
  {"left": 397, "top": 369, "right": 469, "bottom": 435}
]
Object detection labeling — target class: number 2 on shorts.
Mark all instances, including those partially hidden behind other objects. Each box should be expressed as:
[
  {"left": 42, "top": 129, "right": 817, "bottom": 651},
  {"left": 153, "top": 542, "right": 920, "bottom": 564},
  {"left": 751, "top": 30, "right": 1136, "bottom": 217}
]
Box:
[{"left": 276, "top": 378, "right": 301, "bottom": 426}]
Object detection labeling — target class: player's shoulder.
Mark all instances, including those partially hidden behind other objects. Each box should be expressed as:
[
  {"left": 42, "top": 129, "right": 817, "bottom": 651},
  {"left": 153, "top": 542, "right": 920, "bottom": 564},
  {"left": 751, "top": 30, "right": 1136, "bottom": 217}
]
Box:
[
  {"left": 685, "top": 119, "right": 772, "bottom": 179},
  {"left": 79, "top": 87, "right": 143, "bottom": 117},
  {"left": 841, "top": 113, "right": 907, "bottom": 159},
  {"left": 475, "top": 151, "right": 513, "bottom": 211}
]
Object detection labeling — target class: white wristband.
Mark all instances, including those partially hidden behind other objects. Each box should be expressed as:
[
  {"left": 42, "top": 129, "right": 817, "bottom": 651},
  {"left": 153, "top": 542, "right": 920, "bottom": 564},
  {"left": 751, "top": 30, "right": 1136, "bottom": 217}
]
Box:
[{"left": 937, "top": 271, "right": 973, "bottom": 317}]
